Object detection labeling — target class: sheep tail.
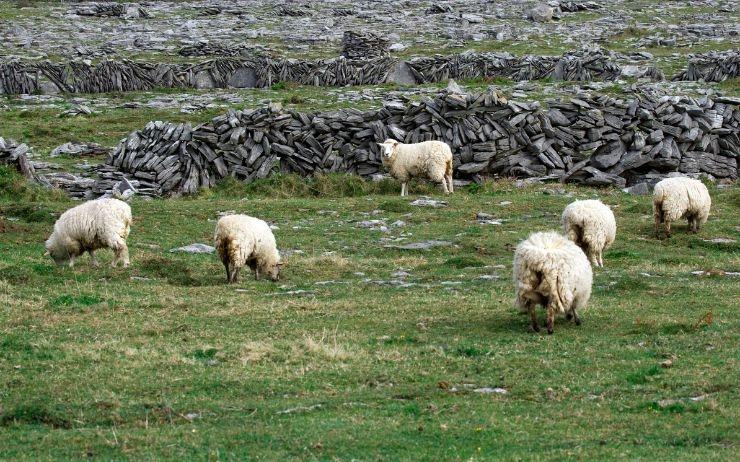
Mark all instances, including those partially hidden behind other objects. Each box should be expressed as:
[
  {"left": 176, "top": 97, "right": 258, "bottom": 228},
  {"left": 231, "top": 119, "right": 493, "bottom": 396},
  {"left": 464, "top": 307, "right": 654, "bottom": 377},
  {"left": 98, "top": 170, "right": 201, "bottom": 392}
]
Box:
[{"left": 544, "top": 272, "right": 567, "bottom": 314}]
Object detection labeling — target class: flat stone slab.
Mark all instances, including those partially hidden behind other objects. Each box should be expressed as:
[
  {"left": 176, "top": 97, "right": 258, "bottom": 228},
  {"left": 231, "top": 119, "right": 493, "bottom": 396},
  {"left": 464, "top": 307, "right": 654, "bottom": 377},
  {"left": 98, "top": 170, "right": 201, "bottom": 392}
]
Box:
[
  {"left": 386, "top": 240, "right": 452, "bottom": 250},
  {"left": 169, "top": 243, "right": 216, "bottom": 254}
]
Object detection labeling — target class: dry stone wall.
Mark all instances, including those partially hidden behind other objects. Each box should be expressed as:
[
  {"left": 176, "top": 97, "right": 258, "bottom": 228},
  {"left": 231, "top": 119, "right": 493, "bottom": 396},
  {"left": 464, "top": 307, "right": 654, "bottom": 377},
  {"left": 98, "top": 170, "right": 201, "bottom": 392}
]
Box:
[
  {"left": 0, "top": 49, "right": 627, "bottom": 96},
  {"left": 4, "top": 49, "right": 734, "bottom": 96},
  {"left": 93, "top": 90, "right": 738, "bottom": 199}
]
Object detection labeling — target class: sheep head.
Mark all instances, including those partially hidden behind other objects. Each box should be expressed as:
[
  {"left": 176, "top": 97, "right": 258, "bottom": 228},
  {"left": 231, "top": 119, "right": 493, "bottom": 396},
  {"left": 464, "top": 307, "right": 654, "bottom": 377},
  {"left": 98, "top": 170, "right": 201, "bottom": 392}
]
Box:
[{"left": 377, "top": 139, "right": 400, "bottom": 161}]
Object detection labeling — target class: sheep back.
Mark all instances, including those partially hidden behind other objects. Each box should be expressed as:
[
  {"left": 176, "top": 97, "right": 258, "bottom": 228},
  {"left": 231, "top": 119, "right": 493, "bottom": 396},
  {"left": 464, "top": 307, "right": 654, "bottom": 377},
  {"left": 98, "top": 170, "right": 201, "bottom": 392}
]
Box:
[
  {"left": 383, "top": 140, "right": 452, "bottom": 182},
  {"left": 214, "top": 214, "right": 280, "bottom": 270},
  {"left": 653, "top": 177, "right": 711, "bottom": 223},
  {"left": 561, "top": 199, "right": 616, "bottom": 257},
  {"left": 513, "top": 231, "right": 592, "bottom": 314},
  {"left": 45, "top": 198, "right": 132, "bottom": 260}
]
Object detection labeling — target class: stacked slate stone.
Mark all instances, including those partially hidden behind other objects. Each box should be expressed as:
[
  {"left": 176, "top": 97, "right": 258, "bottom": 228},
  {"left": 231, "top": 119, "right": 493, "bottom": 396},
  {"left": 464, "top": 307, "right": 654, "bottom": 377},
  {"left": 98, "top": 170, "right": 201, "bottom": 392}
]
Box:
[
  {"left": 673, "top": 50, "right": 740, "bottom": 82},
  {"left": 98, "top": 91, "right": 738, "bottom": 197},
  {"left": 275, "top": 4, "right": 311, "bottom": 17},
  {"left": 407, "top": 50, "right": 621, "bottom": 83},
  {"left": 0, "top": 137, "right": 48, "bottom": 186},
  {"left": 341, "top": 31, "right": 390, "bottom": 61}
]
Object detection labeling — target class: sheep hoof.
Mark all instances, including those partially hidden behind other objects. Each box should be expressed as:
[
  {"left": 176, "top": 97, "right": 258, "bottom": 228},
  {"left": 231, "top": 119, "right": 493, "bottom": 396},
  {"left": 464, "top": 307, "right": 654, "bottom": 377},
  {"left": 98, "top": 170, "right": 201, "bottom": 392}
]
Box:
[
  {"left": 547, "top": 328, "right": 553, "bottom": 335},
  {"left": 531, "top": 325, "right": 540, "bottom": 333},
  {"left": 575, "top": 318, "right": 582, "bottom": 326},
  {"left": 566, "top": 313, "right": 573, "bottom": 321}
]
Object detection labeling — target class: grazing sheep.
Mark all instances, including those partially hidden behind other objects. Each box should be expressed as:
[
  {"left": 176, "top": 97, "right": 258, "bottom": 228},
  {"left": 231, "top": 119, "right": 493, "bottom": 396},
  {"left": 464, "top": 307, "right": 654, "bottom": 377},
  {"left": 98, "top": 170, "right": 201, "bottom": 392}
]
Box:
[
  {"left": 377, "top": 139, "right": 453, "bottom": 196},
  {"left": 214, "top": 214, "right": 281, "bottom": 283},
  {"left": 653, "top": 177, "right": 711, "bottom": 238},
  {"left": 44, "top": 198, "right": 132, "bottom": 268},
  {"left": 561, "top": 199, "right": 616, "bottom": 267},
  {"left": 513, "top": 231, "right": 593, "bottom": 334}
]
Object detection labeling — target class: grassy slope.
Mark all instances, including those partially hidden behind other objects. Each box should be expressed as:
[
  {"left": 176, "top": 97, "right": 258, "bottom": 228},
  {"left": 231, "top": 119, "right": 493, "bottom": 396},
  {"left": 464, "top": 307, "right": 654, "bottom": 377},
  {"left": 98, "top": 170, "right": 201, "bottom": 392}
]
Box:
[{"left": 1, "top": 172, "right": 738, "bottom": 460}]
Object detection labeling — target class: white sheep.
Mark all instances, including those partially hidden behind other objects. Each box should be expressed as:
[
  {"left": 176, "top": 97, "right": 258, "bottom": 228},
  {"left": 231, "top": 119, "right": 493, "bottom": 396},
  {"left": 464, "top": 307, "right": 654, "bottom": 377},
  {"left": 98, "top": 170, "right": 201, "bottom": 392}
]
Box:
[
  {"left": 561, "top": 199, "right": 616, "bottom": 267},
  {"left": 214, "top": 214, "right": 282, "bottom": 283},
  {"left": 377, "top": 139, "right": 453, "bottom": 196},
  {"left": 653, "top": 177, "right": 711, "bottom": 238},
  {"left": 44, "top": 198, "right": 132, "bottom": 268},
  {"left": 513, "top": 231, "right": 593, "bottom": 334}
]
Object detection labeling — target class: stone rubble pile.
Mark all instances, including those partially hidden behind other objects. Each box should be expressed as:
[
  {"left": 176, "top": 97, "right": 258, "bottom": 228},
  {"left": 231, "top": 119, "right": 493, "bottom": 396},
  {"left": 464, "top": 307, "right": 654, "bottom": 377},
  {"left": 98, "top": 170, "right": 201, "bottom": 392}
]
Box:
[
  {"left": 673, "top": 50, "right": 740, "bottom": 83},
  {"left": 556, "top": 1, "right": 602, "bottom": 13},
  {"left": 70, "top": 2, "right": 150, "bottom": 19},
  {"left": 341, "top": 31, "right": 390, "bottom": 61},
  {"left": 0, "top": 50, "right": 629, "bottom": 95},
  {"left": 86, "top": 89, "right": 737, "bottom": 198}
]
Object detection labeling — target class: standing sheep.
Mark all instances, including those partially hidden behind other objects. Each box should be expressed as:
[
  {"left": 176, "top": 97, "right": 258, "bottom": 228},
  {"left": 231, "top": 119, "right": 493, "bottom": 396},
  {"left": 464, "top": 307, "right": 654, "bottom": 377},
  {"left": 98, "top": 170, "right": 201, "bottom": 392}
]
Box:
[
  {"left": 377, "top": 139, "right": 453, "bottom": 196},
  {"left": 513, "top": 231, "right": 593, "bottom": 335},
  {"left": 561, "top": 199, "right": 616, "bottom": 267},
  {"left": 653, "top": 177, "right": 711, "bottom": 238},
  {"left": 214, "top": 214, "right": 282, "bottom": 283},
  {"left": 44, "top": 198, "right": 132, "bottom": 268}
]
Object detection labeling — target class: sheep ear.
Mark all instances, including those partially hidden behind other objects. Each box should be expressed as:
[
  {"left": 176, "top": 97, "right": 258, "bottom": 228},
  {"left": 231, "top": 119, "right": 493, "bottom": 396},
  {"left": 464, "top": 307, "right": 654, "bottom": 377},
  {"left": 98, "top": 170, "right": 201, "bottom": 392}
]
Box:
[
  {"left": 376, "top": 143, "right": 385, "bottom": 147},
  {"left": 392, "top": 141, "right": 399, "bottom": 147}
]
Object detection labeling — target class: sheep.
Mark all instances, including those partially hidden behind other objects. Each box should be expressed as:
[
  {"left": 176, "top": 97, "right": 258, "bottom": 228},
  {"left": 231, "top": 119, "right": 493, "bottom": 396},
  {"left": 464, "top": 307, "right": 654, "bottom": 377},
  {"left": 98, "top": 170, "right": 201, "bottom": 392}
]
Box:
[
  {"left": 44, "top": 198, "right": 132, "bottom": 268},
  {"left": 377, "top": 139, "right": 453, "bottom": 196},
  {"left": 561, "top": 199, "right": 616, "bottom": 267},
  {"left": 513, "top": 231, "right": 593, "bottom": 334},
  {"left": 653, "top": 177, "right": 711, "bottom": 238},
  {"left": 214, "top": 214, "right": 282, "bottom": 283}
]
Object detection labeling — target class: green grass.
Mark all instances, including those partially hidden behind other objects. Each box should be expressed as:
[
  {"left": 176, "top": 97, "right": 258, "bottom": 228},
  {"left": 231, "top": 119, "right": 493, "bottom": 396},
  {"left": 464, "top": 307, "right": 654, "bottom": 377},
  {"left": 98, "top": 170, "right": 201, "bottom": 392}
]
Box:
[{"left": 1, "top": 171, "right": 738, "bottom": 459}]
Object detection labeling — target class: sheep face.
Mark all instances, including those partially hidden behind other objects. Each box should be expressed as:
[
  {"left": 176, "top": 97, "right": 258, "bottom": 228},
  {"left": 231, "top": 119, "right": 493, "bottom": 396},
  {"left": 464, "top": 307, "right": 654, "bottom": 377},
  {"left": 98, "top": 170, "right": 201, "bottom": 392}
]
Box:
[
  {"left": 378, "top": 139, "right": 399, "bottom": 161},
  {"left": 263, "top": 262, "right": 282, "bottom": 282},
  {"left": 44, "top": 240, "right": 76, "bottom": 266}
]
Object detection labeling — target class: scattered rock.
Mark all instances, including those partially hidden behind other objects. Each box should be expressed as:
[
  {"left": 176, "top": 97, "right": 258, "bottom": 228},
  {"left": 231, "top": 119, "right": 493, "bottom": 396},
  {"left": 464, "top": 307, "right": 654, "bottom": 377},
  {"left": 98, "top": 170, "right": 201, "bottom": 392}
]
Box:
[{"left": 410, "top": 197, "right": 448, "bottom": 207}]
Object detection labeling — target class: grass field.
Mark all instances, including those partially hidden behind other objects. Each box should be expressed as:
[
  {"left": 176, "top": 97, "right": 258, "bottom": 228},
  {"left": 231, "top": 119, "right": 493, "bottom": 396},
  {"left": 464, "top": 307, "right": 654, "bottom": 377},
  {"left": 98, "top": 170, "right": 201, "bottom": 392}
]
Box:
[{"left": 1, "top": 170, "right": 738, "bottom": 460}]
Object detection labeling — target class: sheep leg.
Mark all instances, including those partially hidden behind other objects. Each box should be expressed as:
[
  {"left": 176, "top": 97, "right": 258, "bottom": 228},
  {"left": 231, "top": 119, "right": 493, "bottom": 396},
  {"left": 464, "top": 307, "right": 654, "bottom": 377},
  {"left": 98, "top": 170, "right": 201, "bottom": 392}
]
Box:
[
  {"left": 224, "top": 263, "right": 232, "bottom": 283},
  {"left": 689, "top": 216, "right": 699, "bottom": 233},
  {"left": 68, "top": 256, "right": 76, "bottom": 268},
  {"left": 231, "top": 266, "right": 241, "bottom": 284},
  {"left": 88, "top": 250, "right": 99, "bottom": 267},
  {"left": 446, "top": 175, "right": 454, "bottom": 194},
  {"left": 546, "top": 302, "right": 556, "bottom": 335},
  {"left": 664, "top": 220, "right": 671, "bottom": 238},
  {"left": 572, "top": 309, "right": 582, "bottom": 326},
  {"left": 598, "top": 251, "right": 604, "bottom": 268},
  {"left": 400, "top": 182, "right": 407, "bottom": 197},
  {"left": 526, "top": 301, "right": 540, "bottom": 333},
  {"left": 441, "top": 178, "right": 449, "bottom": 194},
  {"left": 254, "top": 267, "right": 260, "bottom": 280},
  {"left": 654, "top": 207, "right": 663, "bottom": 238}
]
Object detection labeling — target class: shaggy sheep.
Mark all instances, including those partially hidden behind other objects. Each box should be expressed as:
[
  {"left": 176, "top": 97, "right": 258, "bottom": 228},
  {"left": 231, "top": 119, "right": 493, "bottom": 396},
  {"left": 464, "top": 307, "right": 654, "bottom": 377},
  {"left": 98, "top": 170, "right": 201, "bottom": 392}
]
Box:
[
  {"left": 561, "top": 199, "right": 616, "bottom": 267},
  {"left": 513, "top": 231, "right": 593, "bottom": 334},
  {"left": 214, "top": 214, "right": 282, "bottom": 283},
  {"left": 653, "top": 177, "right": 711, "bottom": 238},
  {"left": 44, "top": 198, "right": 132, "bottom": 268},
  {"left": 377, "top": 139, "right": 453, "bottom": 196}
]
